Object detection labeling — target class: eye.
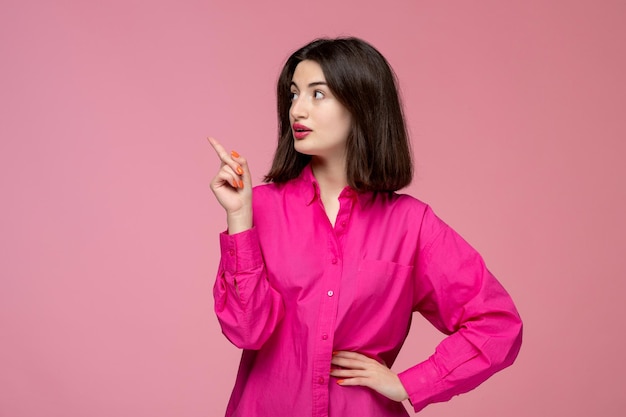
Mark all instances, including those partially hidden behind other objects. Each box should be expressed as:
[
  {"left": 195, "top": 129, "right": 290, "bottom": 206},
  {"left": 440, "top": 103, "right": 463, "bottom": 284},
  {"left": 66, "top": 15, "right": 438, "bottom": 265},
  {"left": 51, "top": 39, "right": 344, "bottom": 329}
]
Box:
[
  {"left": 314, "top": 90, "right": 325, "bottom": 99},
  {"left": 289, "top": 91, "right": 299, "bottom": 101}
]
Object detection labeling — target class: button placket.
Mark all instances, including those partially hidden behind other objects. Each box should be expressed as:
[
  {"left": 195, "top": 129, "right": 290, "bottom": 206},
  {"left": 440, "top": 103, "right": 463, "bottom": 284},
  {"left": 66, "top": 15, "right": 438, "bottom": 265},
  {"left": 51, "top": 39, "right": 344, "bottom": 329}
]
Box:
[{"left": 312, "top": 219, "right": 346, "bottom": 415}]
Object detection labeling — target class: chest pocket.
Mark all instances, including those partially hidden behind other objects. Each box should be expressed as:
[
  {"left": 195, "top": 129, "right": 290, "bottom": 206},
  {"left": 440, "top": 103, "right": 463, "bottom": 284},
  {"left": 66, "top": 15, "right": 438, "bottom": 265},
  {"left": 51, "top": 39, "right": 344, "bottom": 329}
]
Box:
[
  {"left": 358, "top": 258, "right": 413, "bottom": 285},
  {"left": 354, "top": 259, "right": 414, "bottom": 311}
]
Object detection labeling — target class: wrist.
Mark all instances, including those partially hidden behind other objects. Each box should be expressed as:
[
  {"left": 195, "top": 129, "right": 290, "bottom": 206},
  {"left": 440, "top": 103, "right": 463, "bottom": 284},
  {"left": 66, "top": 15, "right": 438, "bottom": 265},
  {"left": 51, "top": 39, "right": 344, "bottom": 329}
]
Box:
[{"left": 227, "top": 207, "right": 253, "bottom": 234}]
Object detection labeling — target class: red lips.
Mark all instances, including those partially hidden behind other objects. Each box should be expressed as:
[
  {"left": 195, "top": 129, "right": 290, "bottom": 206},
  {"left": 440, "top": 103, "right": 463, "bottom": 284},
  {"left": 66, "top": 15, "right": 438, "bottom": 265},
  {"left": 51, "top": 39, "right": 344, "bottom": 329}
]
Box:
[{"left": 292, "top": 123, "right": 312, "bottom": 140}]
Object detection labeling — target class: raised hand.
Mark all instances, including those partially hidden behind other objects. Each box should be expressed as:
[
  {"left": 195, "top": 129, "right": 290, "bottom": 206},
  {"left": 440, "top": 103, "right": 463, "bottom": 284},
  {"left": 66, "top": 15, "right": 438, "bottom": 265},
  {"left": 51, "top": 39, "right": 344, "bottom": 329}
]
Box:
[
  {"left": 330, "top": 351, "right": 409, "bottom": 402},
  {"left": 207, "top": 137, "right": 253, "bottom": 234}
]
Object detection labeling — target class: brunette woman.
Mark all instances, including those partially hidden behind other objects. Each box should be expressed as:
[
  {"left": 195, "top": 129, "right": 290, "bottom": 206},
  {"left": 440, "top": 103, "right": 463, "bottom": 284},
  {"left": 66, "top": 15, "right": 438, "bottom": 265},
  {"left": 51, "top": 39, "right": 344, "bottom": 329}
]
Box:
[{"left": 208, "top": 37, "right": 522, "bottom": 417}]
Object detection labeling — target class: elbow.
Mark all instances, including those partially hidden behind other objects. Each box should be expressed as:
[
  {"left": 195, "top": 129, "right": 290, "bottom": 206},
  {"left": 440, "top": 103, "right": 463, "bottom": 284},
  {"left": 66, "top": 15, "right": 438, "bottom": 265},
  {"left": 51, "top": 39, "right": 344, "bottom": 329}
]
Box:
[
  {"left": 216, "top": 301, "right": 285, "bottom": 351},
  {"left": 225, "top": 331, "right": 270, "bottom": 351},
  {"left": 506, "top": 317, "right": 523, "bottom": 366},
  {"left": 217, "top": 316, "right": 276, "bottom": 350},
  {"left": 491, "top": 314, "right": 523, "bottom": 371}
]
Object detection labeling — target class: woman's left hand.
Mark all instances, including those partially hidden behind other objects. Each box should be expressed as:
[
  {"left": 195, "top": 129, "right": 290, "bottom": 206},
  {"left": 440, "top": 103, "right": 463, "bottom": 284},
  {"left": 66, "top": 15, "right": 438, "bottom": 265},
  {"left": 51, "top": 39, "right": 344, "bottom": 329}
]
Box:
[{"left": 330, "top": 351, "right": 409, "bottom": 402}]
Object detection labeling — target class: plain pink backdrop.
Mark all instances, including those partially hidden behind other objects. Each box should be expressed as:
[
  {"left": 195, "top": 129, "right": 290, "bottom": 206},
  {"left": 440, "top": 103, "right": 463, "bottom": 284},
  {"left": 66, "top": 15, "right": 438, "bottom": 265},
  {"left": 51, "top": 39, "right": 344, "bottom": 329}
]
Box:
[{"left": 1, "top": 0, "right": 624, "bottom": 416}]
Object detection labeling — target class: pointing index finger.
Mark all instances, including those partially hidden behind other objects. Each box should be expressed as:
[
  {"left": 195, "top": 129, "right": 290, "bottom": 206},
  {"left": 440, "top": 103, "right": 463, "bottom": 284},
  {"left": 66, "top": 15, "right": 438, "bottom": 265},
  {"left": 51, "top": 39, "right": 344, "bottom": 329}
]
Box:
[{"left": 207, "top": 137, "right": 230, "bottom": 162}]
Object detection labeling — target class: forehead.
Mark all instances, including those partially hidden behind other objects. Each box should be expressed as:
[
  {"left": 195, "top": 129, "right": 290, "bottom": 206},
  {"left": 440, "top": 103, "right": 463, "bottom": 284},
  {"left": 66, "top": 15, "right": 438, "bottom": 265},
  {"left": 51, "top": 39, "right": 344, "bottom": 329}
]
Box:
[{"left": 291, "top": 60, "right": 326, "bottom": 85}]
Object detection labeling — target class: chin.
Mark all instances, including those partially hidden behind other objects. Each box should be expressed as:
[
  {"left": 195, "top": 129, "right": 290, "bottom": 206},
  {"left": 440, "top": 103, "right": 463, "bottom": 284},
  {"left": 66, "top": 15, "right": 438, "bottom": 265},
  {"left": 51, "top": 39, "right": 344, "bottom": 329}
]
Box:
[{"left": 293, "top": 142, "right": 316, "bottom": 156}]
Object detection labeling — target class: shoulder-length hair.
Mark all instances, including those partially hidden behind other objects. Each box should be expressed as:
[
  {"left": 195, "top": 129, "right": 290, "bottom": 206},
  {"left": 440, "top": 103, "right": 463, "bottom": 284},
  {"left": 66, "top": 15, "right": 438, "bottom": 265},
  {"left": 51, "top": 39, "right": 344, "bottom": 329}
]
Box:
[{"left": 264, "top": 37, "right": 413, "bottom": 192}]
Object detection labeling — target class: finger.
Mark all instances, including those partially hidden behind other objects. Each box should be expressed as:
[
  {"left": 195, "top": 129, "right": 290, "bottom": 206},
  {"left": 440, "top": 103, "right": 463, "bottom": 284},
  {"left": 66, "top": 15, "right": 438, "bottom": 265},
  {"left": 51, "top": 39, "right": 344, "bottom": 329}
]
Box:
[
  {"left": 220, "top": 164, "right": 240, "bottom": 181},
  {"left": 331, "top": 354, "right": 377, "bottom": 369},
  {"left": 207, "top": 137, "right": 240, "bottom": 171},
  {"left": 330, "top": 368, "right": 370, "bottom": 378},
  {"left": 207, "top": 137, "right": 243, "bottom": 171},
  {"left": 211, "top": 174, "right": 238, "bottom": 190},
  {"left": 332, "top": 351, "right": 377, "bottom": 362},
  {"left": 207, "top": 137, "right": 244, "bottom": 177},
  {"left": 207, "top": 137, "right": 229, "bottom": 161},
  {"left": 229, "top": 152, "right": 251, "bottom": 187},
  {"left": 331, "top": 358, "right": 370, "bottom": 370},
  {"left": 212, "top": 167, "right": 242, "bottom": 190},
  {"left": 222, "top": 166, "right": 243, "bottom": 189},
  {"left": 335, "top": 377, "right": 370, "bottom": 387}
]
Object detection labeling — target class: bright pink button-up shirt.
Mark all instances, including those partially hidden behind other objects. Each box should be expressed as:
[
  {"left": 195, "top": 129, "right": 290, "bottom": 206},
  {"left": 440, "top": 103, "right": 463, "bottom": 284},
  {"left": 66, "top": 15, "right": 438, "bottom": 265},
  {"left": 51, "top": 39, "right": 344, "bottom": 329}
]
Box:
[{"left": 214, "top": 165, "right": 522, "bottom": 417}]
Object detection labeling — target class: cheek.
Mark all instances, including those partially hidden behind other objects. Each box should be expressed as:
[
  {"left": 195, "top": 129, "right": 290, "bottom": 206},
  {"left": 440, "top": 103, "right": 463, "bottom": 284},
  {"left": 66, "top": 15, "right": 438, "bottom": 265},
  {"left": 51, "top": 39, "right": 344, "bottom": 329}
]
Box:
[
  {"left": 288, "top": 105, "right": 294, "bottom": 122},
  {"left": 339, "top": 114, "right": 352, "bottom": 138}
]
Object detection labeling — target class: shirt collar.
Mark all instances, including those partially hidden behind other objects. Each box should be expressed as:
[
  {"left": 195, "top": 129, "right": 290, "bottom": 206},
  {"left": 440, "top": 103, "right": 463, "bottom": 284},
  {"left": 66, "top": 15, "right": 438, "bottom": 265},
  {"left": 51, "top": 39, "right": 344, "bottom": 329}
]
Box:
[{"left": 297, "top": 164, "right": 363, "bottom": 206}]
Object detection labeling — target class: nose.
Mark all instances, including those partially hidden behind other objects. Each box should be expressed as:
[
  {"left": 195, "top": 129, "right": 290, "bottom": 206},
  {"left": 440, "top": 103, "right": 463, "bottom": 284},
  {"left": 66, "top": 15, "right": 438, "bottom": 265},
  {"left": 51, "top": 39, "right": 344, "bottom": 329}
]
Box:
[{"left": 289, "top": 95, "right": 308, "bottom": 121}]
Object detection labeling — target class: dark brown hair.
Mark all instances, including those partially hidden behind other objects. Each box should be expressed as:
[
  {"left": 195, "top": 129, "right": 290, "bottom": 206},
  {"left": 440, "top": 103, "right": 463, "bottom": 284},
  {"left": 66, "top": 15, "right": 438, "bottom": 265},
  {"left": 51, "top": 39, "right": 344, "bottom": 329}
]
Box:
[{"left": 264, "top": 37, "right": 413, "bottom": 192}]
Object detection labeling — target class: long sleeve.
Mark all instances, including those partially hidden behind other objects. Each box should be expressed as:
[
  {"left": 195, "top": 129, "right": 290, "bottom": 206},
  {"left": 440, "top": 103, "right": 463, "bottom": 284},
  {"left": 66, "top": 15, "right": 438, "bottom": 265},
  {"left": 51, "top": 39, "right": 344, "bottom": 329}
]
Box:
[
  {"left": 213, "top": 227, "right": 285, "bottom": 350},
  {"left": 398, "top": 217, "right": 523, "bottom": 412}
]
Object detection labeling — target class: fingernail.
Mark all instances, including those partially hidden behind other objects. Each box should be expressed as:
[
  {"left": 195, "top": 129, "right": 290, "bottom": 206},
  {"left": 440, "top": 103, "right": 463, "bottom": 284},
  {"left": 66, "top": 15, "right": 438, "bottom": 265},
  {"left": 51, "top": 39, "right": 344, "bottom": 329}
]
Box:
[
  {"left": 337, "top": 380, "right": 345, "bottom": 385},
  {"left": 238, "top": 180, "right": 244, "bottom": 188},
  {"left": 232, "top": 180, "right": 238, "bottom": 188},
  {"left": 236, "top": 166, "right": 244, "bottom": 175},
  {"left": 332, "top": 351, "right": 338, "bottom": 355},
  {"left": 231, "top": 150, "right": 240, "bottom": 158}
]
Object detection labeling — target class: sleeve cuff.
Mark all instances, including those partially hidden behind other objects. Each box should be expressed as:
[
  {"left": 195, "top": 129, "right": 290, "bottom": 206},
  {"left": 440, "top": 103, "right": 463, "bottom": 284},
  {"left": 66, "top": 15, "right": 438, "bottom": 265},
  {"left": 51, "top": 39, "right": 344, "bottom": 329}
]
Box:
[
  {"left": 219, "top": 227, "right": 264, "bottom": 273},
  {"left": 398, "top": 357, "right": 442, "bottom": 412}
]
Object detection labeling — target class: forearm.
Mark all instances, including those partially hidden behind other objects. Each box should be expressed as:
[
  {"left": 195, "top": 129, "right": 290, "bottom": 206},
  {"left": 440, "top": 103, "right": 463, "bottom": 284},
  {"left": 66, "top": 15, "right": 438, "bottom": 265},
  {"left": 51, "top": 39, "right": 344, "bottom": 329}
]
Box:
[
  {"left": 214, "top": 228, "right": 285, "bottom": 349},
  {"left": 399, "top": 310, "right": 522, "bottom": 412},
  {"left": 226, "top": 206, "right": 252, "bottom": 235}
]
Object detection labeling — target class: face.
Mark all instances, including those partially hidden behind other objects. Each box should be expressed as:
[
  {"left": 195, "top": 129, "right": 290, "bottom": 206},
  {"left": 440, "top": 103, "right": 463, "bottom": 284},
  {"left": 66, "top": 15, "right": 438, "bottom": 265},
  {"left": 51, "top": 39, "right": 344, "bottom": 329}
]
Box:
[{"left": 289, "top": 60, "right": 352, "bottom": 162}]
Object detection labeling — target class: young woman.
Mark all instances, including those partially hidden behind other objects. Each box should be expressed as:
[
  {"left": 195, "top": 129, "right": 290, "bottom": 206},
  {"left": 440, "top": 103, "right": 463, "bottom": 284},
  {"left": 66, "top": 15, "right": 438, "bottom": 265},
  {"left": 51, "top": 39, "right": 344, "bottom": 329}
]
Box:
[{"left": 208, "top": 37, "right": 522, "bottom": 417}]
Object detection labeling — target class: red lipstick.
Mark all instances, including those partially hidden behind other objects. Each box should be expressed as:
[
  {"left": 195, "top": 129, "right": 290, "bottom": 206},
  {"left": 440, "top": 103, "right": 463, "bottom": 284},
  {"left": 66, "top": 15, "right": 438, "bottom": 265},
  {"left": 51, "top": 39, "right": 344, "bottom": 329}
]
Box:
[{"left": 292, "top": 123, "right": 312, "bottom": 140}]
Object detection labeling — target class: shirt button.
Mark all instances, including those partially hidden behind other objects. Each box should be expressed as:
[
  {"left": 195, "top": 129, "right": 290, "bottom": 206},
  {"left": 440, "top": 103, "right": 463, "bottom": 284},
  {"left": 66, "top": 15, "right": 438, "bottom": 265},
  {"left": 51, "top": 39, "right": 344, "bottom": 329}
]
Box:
[
  {"left": 331, "top": 258, "right": 338, "bottom": 264},
  {"left": 322, "top": 333, "right": 328, "bottom": 340},
  {"left": 341, "top": 221, "right": 346, "bottom": 227},
  {"left": 228, "top": 249, "right": 235, "bottom": 256},
  {"left": 318, "top": 376, "right": 325, "bottom": 384},
  {"left": 327, "top": 290, "right": 334, "bottom": 297}
]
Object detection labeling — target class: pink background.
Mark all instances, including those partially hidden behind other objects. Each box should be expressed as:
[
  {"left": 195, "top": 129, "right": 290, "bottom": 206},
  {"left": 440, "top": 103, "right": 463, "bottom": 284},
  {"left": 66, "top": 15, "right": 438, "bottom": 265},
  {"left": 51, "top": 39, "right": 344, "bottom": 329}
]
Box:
[{"left": 1, "top": 0, "right": 625, "bottom": 416}]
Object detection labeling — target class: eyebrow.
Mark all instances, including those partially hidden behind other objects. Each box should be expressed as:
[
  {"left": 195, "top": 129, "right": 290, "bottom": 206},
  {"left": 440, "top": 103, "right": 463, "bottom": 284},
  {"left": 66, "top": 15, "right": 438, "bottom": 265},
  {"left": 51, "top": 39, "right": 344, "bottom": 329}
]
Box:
[{"left": 290, "top": 81, "right": 328, "bottom": 89}]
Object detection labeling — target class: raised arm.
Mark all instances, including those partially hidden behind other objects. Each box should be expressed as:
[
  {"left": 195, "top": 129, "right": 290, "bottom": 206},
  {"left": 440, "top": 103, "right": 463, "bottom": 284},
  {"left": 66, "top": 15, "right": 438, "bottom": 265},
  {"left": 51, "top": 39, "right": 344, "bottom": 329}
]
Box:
[
  {"left": 207, "top": 137, "right": 252, "bottom": 234},
  {"left": 207, "top": 137, "right": 284, "bottom": 349}
]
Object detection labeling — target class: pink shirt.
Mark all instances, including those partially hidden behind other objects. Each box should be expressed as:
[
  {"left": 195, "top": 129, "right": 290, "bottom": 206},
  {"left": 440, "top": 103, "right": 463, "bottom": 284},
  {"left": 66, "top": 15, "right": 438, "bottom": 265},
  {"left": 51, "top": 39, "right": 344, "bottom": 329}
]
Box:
[{"left": 214, "top": 165, "right": 522, "bottom": 416}]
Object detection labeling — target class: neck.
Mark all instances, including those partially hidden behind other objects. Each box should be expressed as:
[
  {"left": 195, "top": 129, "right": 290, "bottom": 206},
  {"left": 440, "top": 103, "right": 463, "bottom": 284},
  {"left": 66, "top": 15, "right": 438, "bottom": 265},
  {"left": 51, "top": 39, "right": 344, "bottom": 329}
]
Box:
[
  {"left": 311, "top": 156, "right": 348, "bottom": 194},
  {"left": 310, "top": 156, "right": 348, "bottom": 228}
]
